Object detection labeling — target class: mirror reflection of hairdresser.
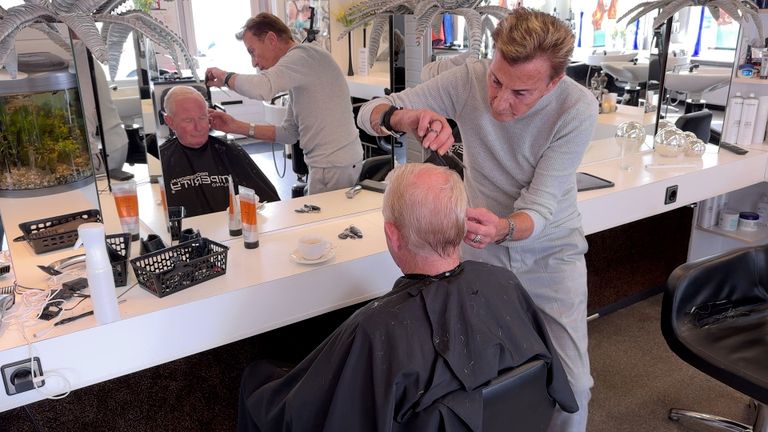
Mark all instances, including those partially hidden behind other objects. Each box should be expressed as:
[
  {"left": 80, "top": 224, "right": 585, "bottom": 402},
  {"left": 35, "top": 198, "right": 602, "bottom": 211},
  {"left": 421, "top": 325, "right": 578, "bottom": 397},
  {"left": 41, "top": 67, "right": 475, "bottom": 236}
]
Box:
[
  {"left": 206, "top": 13, "right": 363, "bottom": 195},
  {"left": 357, "top": 9, "right": 598, "bottom": 431},
  {"left": 71, "top": 40, "right": 129, "bottom": 178},
  {"left": 160, "top": 86, "right": 280, "bottom": 218}
]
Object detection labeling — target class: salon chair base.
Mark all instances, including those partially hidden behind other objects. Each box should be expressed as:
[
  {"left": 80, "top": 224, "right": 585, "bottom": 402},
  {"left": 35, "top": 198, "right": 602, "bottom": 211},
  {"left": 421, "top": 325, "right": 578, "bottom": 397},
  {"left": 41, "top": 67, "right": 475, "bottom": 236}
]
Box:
[
  {"left": 291, "top": 181, "right": 307, "bottom": 198},
  {"left": 669, "top": 400, "right": 768, "bottom": 432}
]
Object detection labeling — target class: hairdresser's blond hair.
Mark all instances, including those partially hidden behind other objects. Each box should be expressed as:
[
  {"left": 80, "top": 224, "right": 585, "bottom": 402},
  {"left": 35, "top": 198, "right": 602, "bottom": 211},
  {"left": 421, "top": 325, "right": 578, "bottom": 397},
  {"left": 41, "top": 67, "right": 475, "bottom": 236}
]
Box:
[
  {"left": 492, "top": 7, "right": 574, "bottom": 80},
  {"left": 382, "top": 163, "right": 466, "bottom": 257}
]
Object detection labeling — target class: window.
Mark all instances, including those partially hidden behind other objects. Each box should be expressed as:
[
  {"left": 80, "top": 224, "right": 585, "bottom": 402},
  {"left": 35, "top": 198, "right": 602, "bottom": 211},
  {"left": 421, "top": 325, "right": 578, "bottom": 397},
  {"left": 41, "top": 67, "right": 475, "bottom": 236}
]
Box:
[
  {"left": 187, "top": 0, "right": 260, "bottom": 75},
  {"left": 700, "top": 8, "right": 740, "bottom": 50}
]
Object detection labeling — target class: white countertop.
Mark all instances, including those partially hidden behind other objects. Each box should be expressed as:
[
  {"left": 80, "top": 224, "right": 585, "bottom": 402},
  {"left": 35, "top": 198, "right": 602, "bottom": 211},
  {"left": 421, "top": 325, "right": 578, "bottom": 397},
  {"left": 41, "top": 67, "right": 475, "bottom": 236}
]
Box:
[
  {"left": 578, "top": 139, "right": 768, "bottom": 234},
  {"left": 2, "top": 136, "right": 768, "bottom": 411},
  {"left": 138, "top": 186, "right": 386, "bottom": 245},
  {"left": 593, "top": 104, "right": 657, "bottom": 140},
  {"left": 346, "top": 72, "right": 389, "bottom": 100}
]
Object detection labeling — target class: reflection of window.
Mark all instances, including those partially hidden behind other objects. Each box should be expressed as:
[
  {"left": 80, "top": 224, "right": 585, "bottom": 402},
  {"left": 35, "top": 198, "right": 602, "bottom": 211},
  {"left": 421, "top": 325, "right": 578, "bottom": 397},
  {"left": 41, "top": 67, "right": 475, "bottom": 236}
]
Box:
[
  {"left": 701, "top": 8, "right": 739, "bottom": 50},
  {"left": 188, "top": 0, "right": 258, "bottom": 74}
]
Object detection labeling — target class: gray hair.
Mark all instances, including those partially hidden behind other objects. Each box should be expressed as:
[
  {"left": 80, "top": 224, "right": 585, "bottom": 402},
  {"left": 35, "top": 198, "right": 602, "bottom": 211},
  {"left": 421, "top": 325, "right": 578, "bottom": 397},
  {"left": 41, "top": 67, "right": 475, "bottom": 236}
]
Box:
[
  {"left": 382, "top": 163, "right": 467, "bottom": 257},
  {"left": 236, "top": 12, "right": 293, "bottom": 42},
  {"left": 163, "top": 86, "right": 206, "bottom": 117}
]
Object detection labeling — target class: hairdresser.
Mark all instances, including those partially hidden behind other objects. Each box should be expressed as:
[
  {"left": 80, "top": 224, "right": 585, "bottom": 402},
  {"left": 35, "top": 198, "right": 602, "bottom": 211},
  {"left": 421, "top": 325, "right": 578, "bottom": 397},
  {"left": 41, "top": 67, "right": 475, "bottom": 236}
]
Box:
[
  {"left": 357, "top": 8, "right": 597, "bottom": 432},
  {"left": 206, "top": 13, "right": 363, "bottom": 195}
]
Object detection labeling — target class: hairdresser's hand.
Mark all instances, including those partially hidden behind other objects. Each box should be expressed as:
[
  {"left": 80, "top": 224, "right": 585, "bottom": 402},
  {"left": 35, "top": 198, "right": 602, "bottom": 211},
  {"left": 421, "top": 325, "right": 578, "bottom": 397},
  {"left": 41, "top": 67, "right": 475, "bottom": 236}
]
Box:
[
  {"left": 208, "top": 110, "right": 243, "bottom": 134},
  {"left": 205, "top": 67, "right": 228, "bottom": 87},
  {"left": 464, "top": 207, "right": 503, "bottom": 249},
  {"left": 391, "top": 108, "right": 454, "bottom": 154}
]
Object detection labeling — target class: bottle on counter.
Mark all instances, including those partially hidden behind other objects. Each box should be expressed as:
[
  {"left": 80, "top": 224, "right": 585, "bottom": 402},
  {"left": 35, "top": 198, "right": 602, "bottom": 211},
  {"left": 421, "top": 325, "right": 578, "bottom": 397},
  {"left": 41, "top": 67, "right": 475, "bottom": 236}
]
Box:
[
  {"left": 737, "top": 93, "right": 759, "bottom": 146},
  {"left": 227, "top": 175, "right": 242, "bottom": 237},
  {"left": 753, "top": 96, "right": 768, "bottom": 145},
  {"left": 239, "top": 186, "right": 260, "bottom": 249},
  {"left": 697, "top": 197, "right": 717, "bottom": 228},
  {"left": 74, "top": 223, "right": 120, "bottom": 325},
  {"left": 722, "top": 92, "right": 744, "bottom": 144}
]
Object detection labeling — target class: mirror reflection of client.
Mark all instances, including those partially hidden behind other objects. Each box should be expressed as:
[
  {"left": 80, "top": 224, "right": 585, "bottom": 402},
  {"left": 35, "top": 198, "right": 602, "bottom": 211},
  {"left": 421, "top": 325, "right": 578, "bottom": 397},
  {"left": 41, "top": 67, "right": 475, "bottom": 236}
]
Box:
[{"left": 160, "top": 86, "right": 280, "bottom": 218}]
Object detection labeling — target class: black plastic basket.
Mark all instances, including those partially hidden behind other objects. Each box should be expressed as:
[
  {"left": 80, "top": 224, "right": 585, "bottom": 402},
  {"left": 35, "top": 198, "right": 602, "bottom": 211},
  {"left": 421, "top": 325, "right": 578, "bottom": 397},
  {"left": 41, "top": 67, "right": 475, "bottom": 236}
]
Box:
[
  {"left": 106, "top": 233, "right": 131, "bottom": 287},
  {"left": 129, "top": 237, "right": 229, "bottom": 298},
  {"left": 17, "top": 209, "right": 102, "bottom": 254}
]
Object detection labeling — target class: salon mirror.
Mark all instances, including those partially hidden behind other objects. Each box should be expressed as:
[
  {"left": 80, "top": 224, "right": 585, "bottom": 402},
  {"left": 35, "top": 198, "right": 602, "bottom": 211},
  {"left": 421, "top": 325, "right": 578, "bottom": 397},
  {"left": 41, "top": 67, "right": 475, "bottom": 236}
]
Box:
[
  {"left": 655, "top": 7, "right": 737, "bottom": 150},
  {"left": 0, "top": 26, "right": 103, "bottom": 288}
]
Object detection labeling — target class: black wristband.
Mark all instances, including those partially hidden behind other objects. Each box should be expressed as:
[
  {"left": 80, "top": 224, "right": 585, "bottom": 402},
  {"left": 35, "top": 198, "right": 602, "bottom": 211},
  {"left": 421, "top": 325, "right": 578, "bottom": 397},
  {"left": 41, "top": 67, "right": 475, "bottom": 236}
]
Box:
[
  {"left": 223, "top": 72, "right": 236, "bottom": 88},
  {"left": 380, "top": 105, "right": 404, "bottom": 138}
]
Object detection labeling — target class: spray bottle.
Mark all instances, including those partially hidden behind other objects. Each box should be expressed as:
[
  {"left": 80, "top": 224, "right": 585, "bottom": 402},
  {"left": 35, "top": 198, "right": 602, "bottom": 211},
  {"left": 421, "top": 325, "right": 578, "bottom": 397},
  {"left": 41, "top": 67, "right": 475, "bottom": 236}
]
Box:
[
  {"left": 74, "top": 223, "right": 120, "bottom": 325},
  {"left": 227, "top": 175, "right": 242, "bottom": 236}
]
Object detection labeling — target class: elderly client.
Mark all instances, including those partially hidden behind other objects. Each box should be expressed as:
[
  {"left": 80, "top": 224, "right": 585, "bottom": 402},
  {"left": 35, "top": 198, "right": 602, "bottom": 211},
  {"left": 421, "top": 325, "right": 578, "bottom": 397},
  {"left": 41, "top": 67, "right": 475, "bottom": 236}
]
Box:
[
  {"left": 237, "top": 163, "right": 576, "bottom": 432},
  {"left": 159, "top": 86, "right": 280, "bottom": 218},
  {"left": 357, "top": 8, "right": 597, "bottom": 431},
  {"left": 206, "top": 13, "right": 363, "bottom": 195}
]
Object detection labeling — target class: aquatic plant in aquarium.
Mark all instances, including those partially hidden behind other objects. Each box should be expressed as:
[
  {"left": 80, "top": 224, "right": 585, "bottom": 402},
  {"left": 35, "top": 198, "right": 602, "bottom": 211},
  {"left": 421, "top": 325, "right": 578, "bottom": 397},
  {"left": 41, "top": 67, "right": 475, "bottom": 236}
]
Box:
[{"left": 0, "top": 69, "right": 93, "bottom": 195}]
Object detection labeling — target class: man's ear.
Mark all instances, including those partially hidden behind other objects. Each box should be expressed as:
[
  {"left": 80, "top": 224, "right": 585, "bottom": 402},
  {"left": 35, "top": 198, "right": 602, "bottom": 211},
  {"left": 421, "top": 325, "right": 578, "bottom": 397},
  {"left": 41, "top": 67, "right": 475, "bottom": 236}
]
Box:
[
  {"left": 266, "top": 31, "right": 278, "bottom": 46},
  {"left": 546, "top": 72, "right": 565, "bottom": 92},
  {"left": 384, "top": 221, "right": 402, "bottom": 252},
  {"left": 163, "top": 113, "right": 173, "bottom": 130}
]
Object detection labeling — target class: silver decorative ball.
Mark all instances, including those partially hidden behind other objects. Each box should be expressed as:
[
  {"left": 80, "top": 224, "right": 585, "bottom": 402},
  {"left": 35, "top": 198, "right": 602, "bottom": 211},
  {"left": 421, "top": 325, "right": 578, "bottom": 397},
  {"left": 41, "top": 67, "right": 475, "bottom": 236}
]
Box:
[
  {"left": 685, "top": 137, "right": 707, "bottom": 157},
  {"left": 654, "top": 127, "right": 686, "bottom": 157},
  {"left": 658, "top": 119, "right": 675, "bottom": 131},
  {"left": 615, "top": 121, "right": 646, "bottom": 152}
]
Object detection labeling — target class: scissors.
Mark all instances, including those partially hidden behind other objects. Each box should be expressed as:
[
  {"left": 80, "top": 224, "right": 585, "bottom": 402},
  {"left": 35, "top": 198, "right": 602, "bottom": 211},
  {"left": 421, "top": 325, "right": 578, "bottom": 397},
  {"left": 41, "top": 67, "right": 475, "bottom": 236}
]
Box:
[{"left": 205, "top": 70, "right": 232, "bottom": 98}]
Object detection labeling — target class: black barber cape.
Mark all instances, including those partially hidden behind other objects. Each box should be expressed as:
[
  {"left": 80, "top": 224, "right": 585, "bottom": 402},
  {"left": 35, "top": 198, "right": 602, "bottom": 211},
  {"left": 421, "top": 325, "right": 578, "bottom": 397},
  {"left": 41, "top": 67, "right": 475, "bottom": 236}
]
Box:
[
  {"left": 242, "top": 260, "right": 577, "bottom": 431},
  {"left": 159, "top": 136, "right": 280, "bottom": 217}
]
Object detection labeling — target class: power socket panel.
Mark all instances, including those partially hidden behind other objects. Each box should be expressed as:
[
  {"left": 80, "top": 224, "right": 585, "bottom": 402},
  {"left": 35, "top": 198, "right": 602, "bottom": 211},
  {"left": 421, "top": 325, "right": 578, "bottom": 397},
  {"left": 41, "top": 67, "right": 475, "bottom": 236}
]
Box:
[
  {"left": 665, "top": 185, "right": 678, "bottom": 205},
  {"left": 2, "top": 357, "right": 44, "bottom": 396}
]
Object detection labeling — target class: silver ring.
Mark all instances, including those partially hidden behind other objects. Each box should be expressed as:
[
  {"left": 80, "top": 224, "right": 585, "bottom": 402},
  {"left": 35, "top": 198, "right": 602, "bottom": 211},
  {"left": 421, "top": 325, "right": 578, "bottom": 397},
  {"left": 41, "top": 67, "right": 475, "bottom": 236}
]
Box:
[
  {"left": 427, "top": 127, "right": 438, "bottom": 134},
  {"left": 472, "top": 234, "right": 482, "bottom": 243}
]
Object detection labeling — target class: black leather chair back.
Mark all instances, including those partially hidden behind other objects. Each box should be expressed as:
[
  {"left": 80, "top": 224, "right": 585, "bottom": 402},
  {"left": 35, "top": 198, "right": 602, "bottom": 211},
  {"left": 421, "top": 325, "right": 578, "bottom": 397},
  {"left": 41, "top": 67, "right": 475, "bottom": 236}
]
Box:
[
  {"left": 663, "top": 244, "right": 768, "bottom": 404},
  {"left": 358, "top": 155, "right": 392, "bottom": 182},
  {"left": 674, "top": 110, "right": 713, "bottom": 143},
  {"left": 291, "top": 142, "right": 309, "bottom": 177},
  {"left": 482, "top": 359, "right": 555, "bottom": 432}
]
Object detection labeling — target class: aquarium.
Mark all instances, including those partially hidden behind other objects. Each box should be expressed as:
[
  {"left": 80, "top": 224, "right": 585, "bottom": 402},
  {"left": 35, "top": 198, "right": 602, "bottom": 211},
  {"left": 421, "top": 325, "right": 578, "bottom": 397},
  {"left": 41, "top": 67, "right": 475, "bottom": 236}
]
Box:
[{"left": 0, "top": 65, "right": 93, "bottom": 197}]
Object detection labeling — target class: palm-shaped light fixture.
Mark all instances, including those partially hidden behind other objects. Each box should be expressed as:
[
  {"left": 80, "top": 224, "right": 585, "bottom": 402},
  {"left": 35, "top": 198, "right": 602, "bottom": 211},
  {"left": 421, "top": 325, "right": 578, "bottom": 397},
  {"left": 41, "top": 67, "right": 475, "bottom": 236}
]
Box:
[
  {"left": 618, "top": 0, "right": 763, "bottom": 44},
  {"left": 337, "top": 0, "right": 512, "bottom": 68},
  {"left": 0, "top": 0, "right": 198, "bottom": 81}
]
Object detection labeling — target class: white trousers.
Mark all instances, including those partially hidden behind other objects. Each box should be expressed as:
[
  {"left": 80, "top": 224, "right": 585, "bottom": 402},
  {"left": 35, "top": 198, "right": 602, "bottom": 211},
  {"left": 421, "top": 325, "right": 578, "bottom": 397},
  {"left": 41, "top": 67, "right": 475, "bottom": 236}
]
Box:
[{"left": 307, "top": 161, "right": 362, "bottom": 195}]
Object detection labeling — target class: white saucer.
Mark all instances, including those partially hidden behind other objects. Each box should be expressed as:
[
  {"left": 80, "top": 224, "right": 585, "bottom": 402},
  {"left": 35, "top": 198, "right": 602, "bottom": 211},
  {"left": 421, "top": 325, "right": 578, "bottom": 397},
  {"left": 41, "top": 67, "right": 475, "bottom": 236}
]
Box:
[{"left": 290, "top": 247, "right": 335, "bottom": 265}]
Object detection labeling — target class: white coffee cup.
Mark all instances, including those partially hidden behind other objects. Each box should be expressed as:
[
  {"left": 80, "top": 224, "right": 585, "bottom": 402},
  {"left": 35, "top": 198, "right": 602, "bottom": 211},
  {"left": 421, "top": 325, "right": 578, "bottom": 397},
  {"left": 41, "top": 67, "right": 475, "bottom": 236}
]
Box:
[{"left": 297, "top": 235, "right": 331, "bottom": 260}]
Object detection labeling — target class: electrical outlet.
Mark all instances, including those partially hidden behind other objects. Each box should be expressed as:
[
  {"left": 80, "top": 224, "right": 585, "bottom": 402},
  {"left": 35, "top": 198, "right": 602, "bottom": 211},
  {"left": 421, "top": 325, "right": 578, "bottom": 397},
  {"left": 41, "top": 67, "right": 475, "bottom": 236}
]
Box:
[
  {"left": 2, "top": 357, "right": 43, "bottom": 396},
  {"left": 665, "top": 185, "right": 678, "bottom": 205}
]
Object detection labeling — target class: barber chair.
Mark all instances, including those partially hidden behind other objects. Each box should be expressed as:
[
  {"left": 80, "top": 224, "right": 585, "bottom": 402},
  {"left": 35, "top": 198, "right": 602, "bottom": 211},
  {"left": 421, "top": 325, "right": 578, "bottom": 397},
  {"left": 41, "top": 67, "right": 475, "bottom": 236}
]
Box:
[
  {"left": 675, "top": 110, "right": 713, "bottom": 143},
  {"left": 358, "top": 155, "right": 392, "bottom": 182},
  {"left": 124, "top": 124, "right": 147, "bottom": 165},
  {"left": 662, "top": 244, "right": 768, "bottom": 431},
  {"left": 291, "top": 142, "right": 309, "bottom": 198},
  {"left": 482, "top": 359, "right": 555, "bottom": 432}
]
